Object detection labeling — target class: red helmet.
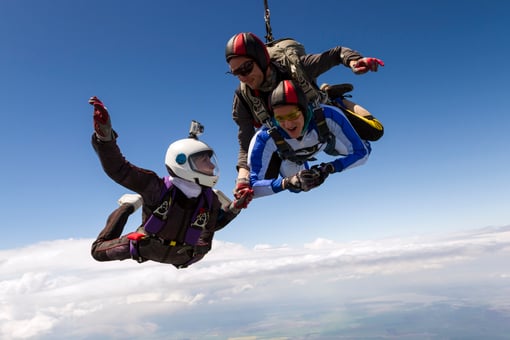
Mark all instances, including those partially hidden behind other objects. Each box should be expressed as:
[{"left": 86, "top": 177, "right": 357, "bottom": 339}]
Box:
[
  {"left": 225, "top": 32, "right": 270, "bottom": 72},
  {"left": 269, "top": 79, "right": 308, "bottom": 114}
]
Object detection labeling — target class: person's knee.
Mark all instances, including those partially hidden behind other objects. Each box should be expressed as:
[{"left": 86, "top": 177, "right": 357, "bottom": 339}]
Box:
[
  {"left": 91, "top": 240, "right": 130, "bottom": 261},
  {"left": 91, "top": 243, "right": 109, "bottom": 262},
  {"left": 91, "top": 250, "right": 104, "bottom": 262}
]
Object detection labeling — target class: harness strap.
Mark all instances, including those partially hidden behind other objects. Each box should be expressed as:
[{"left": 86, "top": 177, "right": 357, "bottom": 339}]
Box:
[
  {"left": 263, "top": 0, "right": 273, "bottom": 43},
  {"left": 266, "top": 106, "right": 335, "bottom": 164},
  {"left": 144, "top": 177, "right": 175, "bottom": 234},
  {"left": 267, "top": 126, "right": 297, "bottom": 162},
  {"left": 128, "top": 179, "right": 173, "bottom": 262},
  {"left": 183, "top": 189, "right": 213, "bottom": 245},
  {"left": 127, "top": 232, "right": 147, "bottom": 263},
  {"left": 313, "top": 106, "right": 332, "bottom": 144},
  {"left": 129, "top": 177, "right": 213, "bottom": 262},
  {"left": 290, "top": 67, "right": 327, "bottom": 106},
  {"left": 238, "top": 85, "right": 274, "bottom": 129}
]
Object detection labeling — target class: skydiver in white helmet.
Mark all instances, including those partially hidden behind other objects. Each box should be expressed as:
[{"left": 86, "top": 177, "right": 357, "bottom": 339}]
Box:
[{"left": 89, "top": 97, "right": 245, "bottom": 268}]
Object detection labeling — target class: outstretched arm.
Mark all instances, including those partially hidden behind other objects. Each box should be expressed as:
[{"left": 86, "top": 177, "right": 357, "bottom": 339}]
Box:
[
  {"left": 350, "top": 57, "right": 384, "bottom": 74},
  {"left": 301, "top": 46, "right": 384, "bottom": 78},
  {"left": 89, "top": 96, "right": 164, "bottom": 205}
]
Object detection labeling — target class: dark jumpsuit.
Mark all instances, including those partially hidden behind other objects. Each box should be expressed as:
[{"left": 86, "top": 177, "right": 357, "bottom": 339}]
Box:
[{"left": 91, "top": 134, "right": 239, "bottom": 268}]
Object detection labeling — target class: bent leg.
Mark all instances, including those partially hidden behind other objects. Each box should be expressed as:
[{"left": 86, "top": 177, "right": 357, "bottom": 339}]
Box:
[
  {"left": 91, "top": 204, "right": 134, "bottom": 261},
  {"left": 342, "top": 98, "right": 372, "bottom": 118},
  {"left": 339, "top": 98, "right": 384, "bottom": 141}
]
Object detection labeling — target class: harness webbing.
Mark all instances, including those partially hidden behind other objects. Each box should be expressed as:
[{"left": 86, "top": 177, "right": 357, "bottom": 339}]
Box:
[
  {"left": 270, "top": 108, "right": 335, "bottom": 165},
  {"left": 143, "top": 176, "right": 174, "bottom": 235},
  {"left": 267, "top": 125, "right": 296, "bottom": 161},
  {"left": 129, "top": 177, "right": 213, "bottom": 262},
  {"left": 313, "top": 106, "right": 332, "bottom": 144},
  {"left": 263, "top": 0, "right": 273, "bottom": 43},
  {"left": 239, "top": 85, "right": 273, "bottom": 128}
]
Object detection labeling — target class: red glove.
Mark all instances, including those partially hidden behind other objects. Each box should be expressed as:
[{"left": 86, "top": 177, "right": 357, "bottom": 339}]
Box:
[
  {"left": 233, "top": 178, "right": 254, "bottom": 209},
  {"left": 88, "top": 96, "right": 113, "bottom": 141},
  {"left": 352, "top": 57, "right": 385, "bottom": 74}
]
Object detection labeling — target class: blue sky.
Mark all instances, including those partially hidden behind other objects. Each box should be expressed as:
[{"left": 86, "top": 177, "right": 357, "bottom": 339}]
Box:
[
  {"left": 1, "top": 0, "right": 509, "bottom": 338},
  {"left": 1, "top": 0, "right": 508, "bottom": 248}
]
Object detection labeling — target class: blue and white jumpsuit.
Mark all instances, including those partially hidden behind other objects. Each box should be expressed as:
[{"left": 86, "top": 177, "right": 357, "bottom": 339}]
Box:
[{"left": 247, "top": 104, "right": 371, "bottom": 198}]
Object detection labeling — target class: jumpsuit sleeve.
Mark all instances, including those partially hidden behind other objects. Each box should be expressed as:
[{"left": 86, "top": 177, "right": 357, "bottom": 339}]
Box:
[
  {"left": 300, "top": 46, "right": 363, "bottom": 81},
  {"left": 247, "top": 129, "right": 286, "bottom": 198},
  {"left": 232, "top": 90, "right": 257, "bottom": 171},
  {"left": 91, "top": 134, "right": 165, "bottom": 206},
  {"left": 323, "top": 105, "right": 371, "bottom": 172},
  {"left": 200, "top": 197, "right": 239, "bottom": 247},
  {"left": 214, "top": 207, "right": 240, "bottom": 232}
]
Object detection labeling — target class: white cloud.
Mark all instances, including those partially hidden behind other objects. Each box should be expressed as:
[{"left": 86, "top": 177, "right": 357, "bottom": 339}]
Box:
[{"left": 1, "top": 226, "right": 510, "bottom": 339}]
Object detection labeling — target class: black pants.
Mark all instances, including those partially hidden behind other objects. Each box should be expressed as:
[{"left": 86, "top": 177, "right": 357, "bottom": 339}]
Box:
[{"left": 91, "top": 204, "right": 134, "bottom": 261}]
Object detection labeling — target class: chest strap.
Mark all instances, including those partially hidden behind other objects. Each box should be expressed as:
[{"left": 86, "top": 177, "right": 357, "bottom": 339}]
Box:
[{"left": 136, "top": 177, "right": 213, "bottom": 242}]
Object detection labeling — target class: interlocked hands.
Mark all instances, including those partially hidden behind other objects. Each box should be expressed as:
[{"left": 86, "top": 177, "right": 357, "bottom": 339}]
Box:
[
  {"left": 309, "top": 162, "right": 336, "bottom": 187},
  {"left": 283, "top": 164, "right": 335, "bottom": 193},
  {"left": 232, "top": 178, "right": 254, "bottom": 209},
  {"left": 351, "top": 57, "right": 385, "bottom": 74},
  {"left": 89, "top": 96, "right": 114, "bottom": 141}
]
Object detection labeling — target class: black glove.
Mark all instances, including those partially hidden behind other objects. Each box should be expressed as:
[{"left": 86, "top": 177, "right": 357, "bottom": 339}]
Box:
[
  {"left": 282, "top": 174, "right": 301, "bottom": 192},
  {"left": 310, "top": 162, "right": 335, "bottom": 187},
  {"left": 297, "top": 169, "right": 319, "bottom": 192},
  {"left": 283, "top": 169, "right": 318, "bottom": 193},
  {"left": 89, "top": 96, "right": 114, "bottom": 141}
]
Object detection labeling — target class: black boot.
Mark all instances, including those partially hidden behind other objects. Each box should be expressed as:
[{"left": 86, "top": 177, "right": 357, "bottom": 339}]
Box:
[{"left": 320, "top": 83, "right": 354, "bottom": 99}]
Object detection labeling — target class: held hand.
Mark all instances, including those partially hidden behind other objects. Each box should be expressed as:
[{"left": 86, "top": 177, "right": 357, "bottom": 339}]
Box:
[
  {"left": 296, "top": 169, "right": 319, "bottom": 192},
  {"left": 282, "top": 173, "right": 302, "bottom": 193},
  {"left": 88, "top": 96, "right": 113, "bottom": 141},
  {"left": 351, "top": 57, "right": 385, "bottom": 74},
  {"left": 232, "top": 178, "right": 254, "bottom": 209},
  {"left": 283, "top": 169, "right": 319, "bottom": 193},
  {"left": 310, "top": 162, "right": 335, "bottom": 187}
]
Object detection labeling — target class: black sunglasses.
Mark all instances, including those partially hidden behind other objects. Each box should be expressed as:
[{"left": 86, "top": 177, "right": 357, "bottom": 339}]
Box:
[{"left": 228, "top": 60, "right": 255, "bottom": 77}]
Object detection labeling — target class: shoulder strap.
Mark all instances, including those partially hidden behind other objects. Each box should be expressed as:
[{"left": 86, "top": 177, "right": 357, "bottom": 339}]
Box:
[
  {"left": 313, "top": 106, "right": 330, "bottom": 144},
  {"left": 313, "top": 106, "right": 339, "bottom": 156},
  {"left": 266, "top": 38, "right": 327, "bottom": 106},
  {"left": 270, "top": 107, "right": 337, "bottom": 164},
  {"left": 183, "top": 188, "right": 214, "bottom": 245},
  {"left": 267, "top": 126, "right": 299, "bottom": 163},
  {"left": 200, "top": 187, "right": 213, "bottom": 209},
  {"left": 238, "top": 85, "right": 303, "bottom": 162},
  {"left": 143, "top": 176, "right": 175, "bottom": 234},
  {"left": 238, "top": 84, "right": 273, "bottom": 128}
]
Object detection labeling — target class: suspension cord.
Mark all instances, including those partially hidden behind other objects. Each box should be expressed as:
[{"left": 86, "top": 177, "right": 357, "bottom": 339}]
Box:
[{"left": 263, "top": 0, "right": 274, "bottom": 43}]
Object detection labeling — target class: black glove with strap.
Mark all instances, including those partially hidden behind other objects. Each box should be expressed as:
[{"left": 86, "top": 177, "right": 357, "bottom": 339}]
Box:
[
  {"left": 310, "top": 162, "right": 336, "bottom": 187},
  {"left": 282, "top": 174, "right": 301, "bottom": 192},
  {"left": 283, "top": 169, "right": 320, "bottom": 193}
]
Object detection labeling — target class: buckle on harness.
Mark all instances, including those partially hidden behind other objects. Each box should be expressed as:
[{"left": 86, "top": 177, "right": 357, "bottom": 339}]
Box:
[
  {"left": 150, "top": 236, "right": 179, "bottom": 247},
  {"left": 160, "top": 239, "right": 177, "bottom": 247}
]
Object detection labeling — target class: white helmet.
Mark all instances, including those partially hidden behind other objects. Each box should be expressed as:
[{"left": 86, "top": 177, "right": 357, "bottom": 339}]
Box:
[{"left": 165, "top": 138, "right": 219, "bottom": 187}]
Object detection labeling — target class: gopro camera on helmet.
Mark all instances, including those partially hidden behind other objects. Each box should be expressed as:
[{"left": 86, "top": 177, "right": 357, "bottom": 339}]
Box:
[{"left": 189, "top": 120, "right": 204, "bottom": 139}]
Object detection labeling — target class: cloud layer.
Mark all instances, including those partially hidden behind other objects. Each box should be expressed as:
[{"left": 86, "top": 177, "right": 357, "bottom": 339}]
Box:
[{"left": 2, "top": 226, "right": 510, "bottom": 339}]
